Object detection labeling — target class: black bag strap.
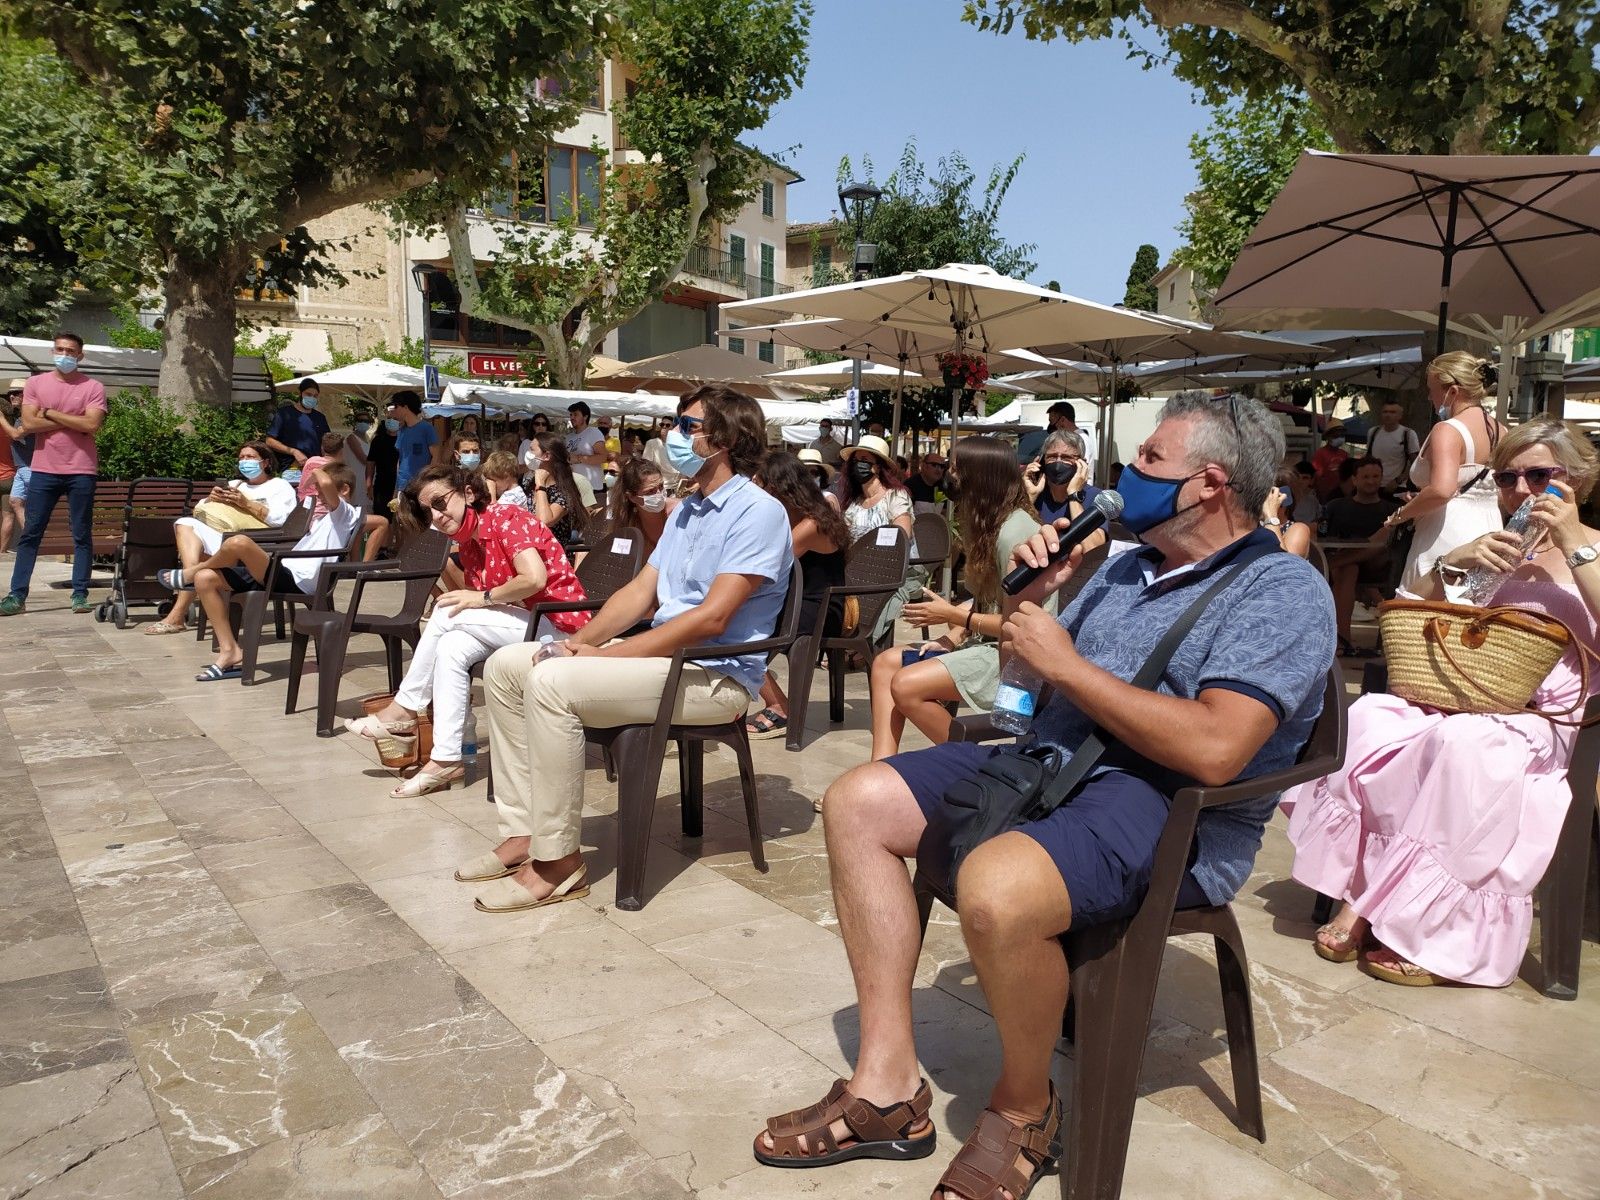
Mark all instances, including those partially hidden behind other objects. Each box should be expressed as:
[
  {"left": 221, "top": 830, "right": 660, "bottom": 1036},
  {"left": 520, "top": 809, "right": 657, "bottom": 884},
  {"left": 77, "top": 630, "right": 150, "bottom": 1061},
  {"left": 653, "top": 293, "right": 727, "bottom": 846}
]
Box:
[{"left": 1030, "top": 540, "right": 1280, "bottom": 816}]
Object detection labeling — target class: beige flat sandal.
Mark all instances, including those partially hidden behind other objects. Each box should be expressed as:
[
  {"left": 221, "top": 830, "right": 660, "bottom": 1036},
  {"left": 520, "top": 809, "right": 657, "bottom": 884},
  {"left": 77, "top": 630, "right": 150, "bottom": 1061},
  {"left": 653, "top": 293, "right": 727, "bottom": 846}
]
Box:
[
  {"left": 474, "top": 865, "right": 590, "bottom": 913},
  {"left": 454, "top": 851, "right": 531, "bottom": 883}
]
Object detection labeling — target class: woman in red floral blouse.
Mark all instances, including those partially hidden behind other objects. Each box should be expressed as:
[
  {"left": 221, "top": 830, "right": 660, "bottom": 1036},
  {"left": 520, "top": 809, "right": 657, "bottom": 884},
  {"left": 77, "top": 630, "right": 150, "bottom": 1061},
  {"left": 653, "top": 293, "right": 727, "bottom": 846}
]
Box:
[{"left": 347, "top": 463, "right": 591, "bottom": 797}]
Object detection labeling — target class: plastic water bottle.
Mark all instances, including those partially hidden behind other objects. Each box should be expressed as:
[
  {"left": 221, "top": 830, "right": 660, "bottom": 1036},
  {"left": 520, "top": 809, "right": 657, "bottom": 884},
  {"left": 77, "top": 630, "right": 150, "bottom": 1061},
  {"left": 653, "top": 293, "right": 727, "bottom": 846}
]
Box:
[
  {"left": 1462, "top": 496, "right": 1541, "bottom": 606},
  {"left": 461, "top": 708, "right": 478, "bottom": 771},
  {"left": 532, "top": 633, "right": 559, "bottom": 665},
  {"left": 991, "top": 655, "right": 1044, "bottom": 735}
]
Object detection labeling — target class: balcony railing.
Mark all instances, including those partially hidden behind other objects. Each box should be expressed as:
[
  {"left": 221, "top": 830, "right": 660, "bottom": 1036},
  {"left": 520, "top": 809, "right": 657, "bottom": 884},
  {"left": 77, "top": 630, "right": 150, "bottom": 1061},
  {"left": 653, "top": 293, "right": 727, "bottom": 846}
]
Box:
[{"left": 681, "top": 243, "right": 792, "bottom": 296}]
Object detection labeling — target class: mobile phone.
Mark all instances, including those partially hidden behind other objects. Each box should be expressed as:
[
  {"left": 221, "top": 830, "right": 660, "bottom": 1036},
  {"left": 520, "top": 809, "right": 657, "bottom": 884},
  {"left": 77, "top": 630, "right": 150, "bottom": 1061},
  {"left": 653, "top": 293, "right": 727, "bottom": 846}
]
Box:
[{"left": 902, "top": 647, "right": 948, "bottom": 667}]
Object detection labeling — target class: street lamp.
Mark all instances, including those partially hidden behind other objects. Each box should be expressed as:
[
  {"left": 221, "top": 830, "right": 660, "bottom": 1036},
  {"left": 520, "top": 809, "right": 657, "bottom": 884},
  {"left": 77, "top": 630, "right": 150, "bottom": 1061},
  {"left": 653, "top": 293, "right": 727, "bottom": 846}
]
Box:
[
  {"left": 410, "top": 263, "right": 438, "bottom": 402},
  {"left": 838, "top": 181, "right": 882, "bottom": 440}
]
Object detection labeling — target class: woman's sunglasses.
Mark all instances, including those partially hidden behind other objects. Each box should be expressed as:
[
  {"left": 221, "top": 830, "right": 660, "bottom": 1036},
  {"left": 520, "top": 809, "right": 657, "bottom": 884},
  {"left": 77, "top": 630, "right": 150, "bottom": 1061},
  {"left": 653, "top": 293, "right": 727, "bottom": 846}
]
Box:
[
  {"left": 425, "top": 489, "right": 457, "bottom": 515},
  {"left": 1492, "top": 466, "right": 1566, "bottom": 489}
]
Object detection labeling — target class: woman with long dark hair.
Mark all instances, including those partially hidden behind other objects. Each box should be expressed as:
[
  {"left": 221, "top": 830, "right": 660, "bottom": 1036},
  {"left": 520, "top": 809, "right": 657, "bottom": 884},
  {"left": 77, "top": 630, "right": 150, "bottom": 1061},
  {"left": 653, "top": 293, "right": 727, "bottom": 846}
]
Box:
[
  {"left": 746, "top": 451, "right": 850, "bottom": 739},
  {"left": 607, "top": 456, "right": 677, "bottom": 556},
  {"left": 867, "top": 436, "right": 1067, "bottom": 760},
  {"left": 351, "top": 462, "right": 590, "bottom": 797},
  {"left": 526, "top": 432, "right": 588, "bottom": 544}
]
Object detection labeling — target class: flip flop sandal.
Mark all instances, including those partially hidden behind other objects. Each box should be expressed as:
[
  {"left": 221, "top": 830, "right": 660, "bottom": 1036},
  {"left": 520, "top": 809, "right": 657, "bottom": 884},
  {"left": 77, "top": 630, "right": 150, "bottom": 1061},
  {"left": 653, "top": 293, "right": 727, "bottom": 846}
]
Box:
[
  {"left": 929, "top": 1083, "right": 1062, "bottom": 1200},
  {"left": 1313, "top": 922, "right": 1363, "bottom": 963},
  {"left": 454, "top": 851, "right": 532, "bottom": 883},
  {"left": 474, "top": 865, "right": 590, "bottom": 913},
  {"left": 195, "top": 663, "right": 242, "bottom": 682},
  {"left": 745, "top": 707, "right": 789, "bottom": 741},
  {"left": 1361, "top": 947, "right": 1441, "bottom": 987},
  {"left": 754, "top": 1078, "right": 935, "bottom": 1168},
  {"left": 157, "top": 568, "right": 191, "bottom": 593}
]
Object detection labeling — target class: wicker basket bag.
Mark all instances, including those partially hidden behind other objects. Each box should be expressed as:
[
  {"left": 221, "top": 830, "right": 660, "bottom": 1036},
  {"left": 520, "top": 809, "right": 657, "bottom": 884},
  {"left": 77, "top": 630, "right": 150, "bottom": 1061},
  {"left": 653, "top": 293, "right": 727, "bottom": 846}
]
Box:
[{"left": 1376, "top": 599, "right": 1593, "bottom": 722}]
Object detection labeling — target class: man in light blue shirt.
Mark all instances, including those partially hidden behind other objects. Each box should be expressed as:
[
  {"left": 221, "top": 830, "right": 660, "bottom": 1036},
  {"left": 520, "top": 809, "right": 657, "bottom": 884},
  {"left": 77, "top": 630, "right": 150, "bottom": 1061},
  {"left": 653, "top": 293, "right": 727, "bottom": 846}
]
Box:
[{"left": 474, "top": 386, "right": 794, "bottom": 913}]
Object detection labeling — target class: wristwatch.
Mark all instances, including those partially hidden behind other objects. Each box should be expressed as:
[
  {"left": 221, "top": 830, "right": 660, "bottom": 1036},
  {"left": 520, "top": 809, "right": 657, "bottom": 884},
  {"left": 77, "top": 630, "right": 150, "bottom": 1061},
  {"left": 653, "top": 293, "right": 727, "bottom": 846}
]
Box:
[
  {"left": 482, "top": 588, "right": 495, "bottom": 605},
  {"left": 1567, "top": 545, "right": 1599, "bottom": 570}
]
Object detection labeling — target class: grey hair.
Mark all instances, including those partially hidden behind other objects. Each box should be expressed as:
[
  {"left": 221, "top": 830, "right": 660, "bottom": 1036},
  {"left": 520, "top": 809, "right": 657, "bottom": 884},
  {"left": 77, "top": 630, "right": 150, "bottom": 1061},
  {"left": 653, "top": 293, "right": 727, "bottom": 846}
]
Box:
[
  {"left": 1158, "top": 391, "right": 1283, "bottom": 520},
  {"left": 1041, "top": 429, "right": 1085, "bottom": 459}
]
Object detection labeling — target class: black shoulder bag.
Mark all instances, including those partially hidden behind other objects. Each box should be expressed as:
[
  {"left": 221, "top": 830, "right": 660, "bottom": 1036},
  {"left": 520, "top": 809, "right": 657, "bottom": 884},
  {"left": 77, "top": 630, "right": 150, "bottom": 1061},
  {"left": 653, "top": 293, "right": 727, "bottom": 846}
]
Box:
[{"left": 918, "top": 546, "right": 1274, "bottom": 899}]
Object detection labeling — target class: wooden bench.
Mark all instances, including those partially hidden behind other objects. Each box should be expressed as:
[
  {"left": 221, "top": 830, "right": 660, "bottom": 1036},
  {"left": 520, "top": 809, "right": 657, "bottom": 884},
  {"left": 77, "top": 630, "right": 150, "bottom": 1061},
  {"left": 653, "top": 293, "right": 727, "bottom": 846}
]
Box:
[{"left": 34, "top": 479, "right": 196, "bottom": 558}]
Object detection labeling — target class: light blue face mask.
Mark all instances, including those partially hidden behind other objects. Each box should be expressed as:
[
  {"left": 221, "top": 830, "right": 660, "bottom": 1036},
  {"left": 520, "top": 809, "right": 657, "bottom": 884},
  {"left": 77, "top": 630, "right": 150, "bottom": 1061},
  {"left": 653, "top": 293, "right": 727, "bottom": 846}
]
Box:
[
  {"left": 458, "top": 453, "right": 481, "bottom": 470},
  {"left": 53, "top": 354, "right": 78, "bottom": 373},
  {"left": 300, "top": 394, "right": 319, "bottom": 410},
  {"left": 384, "top": 418, "right": 400, "bottom": 434},
  {"left": 353, "top": 421, "right": 371, "bottom": 435},
  {"left": 665, "top": 426, "right": 705, "bottom": 476},
  {"left": 238, "top": 459, "right": 264, "bottom": 480}
]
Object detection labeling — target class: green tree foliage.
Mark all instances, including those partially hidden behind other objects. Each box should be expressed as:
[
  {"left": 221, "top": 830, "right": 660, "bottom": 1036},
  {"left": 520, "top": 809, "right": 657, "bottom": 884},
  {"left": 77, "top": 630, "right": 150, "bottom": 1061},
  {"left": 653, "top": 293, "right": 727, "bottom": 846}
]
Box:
[
  {"left": 1176, "top": 92, "right": 1333, "bottom": 289},
  {"left": 963, "top": 1, "right": 1600, "bottom": 154},
  {"left": 96, "top": 389, "right": 269, "bottom": 481},
  {"left": 4, "top": 0, "right": 610, "bottom": 406},
  {"left": 0, "top": 39, "right": 152, "bottom": 332},
  {"left": 831, "top": 141, "right": 1038, "bottom": 281},
  {"left": 1122, "top": 243, "right": 1161, "bottom": 310},
  {"left": 408, "top": 0, "right": 811, "bottom": 390}
]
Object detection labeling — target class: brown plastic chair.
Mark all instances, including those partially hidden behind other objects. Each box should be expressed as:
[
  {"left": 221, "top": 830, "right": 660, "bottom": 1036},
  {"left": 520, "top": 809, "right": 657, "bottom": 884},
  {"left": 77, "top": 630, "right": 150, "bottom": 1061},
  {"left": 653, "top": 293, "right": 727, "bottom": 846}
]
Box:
[
  {"left": 195, "top": 498, "right": 314, "bottom": 643},
  {"left": 221, "top": 508, "right": 365, "bottom": 686},
  {"left": 480, "top": 529, "right": 647, "bottom": 798},
  {"left": 100, "top": 478, "right": 200, "bottom": 627},
  {"left": 782, "top": 526, "right": 910, "bottom": 752},
  {"left": 284, "top": 529, "right": 452, "bottom": 735},
  {"left": 582, "top": 559, "right": 804, "bottom": 910},
  {"left": 917, "top": 665, "right": 1347, "bottom": 1200},
  {"left": 1325, "top": 662, "right": 1600, "bottom": 1000},
  {"left": 910, "top": 509, "right": 951, "bottom": 587}
]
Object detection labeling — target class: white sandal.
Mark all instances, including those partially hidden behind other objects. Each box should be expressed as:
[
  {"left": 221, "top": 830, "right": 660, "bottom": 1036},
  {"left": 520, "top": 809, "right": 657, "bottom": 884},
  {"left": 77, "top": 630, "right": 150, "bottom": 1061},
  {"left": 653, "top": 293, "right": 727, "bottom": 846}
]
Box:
[
  {"left": 389, "top": 766, "right": 463, "bottom": 799},
  {"left": 345, "top": 713, "right": 416, "bottom": 740}
]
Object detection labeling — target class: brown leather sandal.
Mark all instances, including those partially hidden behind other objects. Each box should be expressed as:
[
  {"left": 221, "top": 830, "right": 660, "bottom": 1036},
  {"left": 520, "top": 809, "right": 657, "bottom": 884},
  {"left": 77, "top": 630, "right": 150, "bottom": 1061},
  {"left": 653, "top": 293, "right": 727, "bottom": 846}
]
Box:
[
  {"left": 754, "top": 1078, "right": 935, "bottom": 1168},
  {"left": 931, "top": 1084, "right": 1062, "bottom": 1200}
]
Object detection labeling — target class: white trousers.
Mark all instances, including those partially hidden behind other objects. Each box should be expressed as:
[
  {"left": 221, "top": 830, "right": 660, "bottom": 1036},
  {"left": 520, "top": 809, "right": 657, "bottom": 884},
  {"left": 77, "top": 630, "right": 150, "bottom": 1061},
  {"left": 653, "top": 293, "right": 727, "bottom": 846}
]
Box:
[
  {"left": 483, "top": 651, "right": 749, "bottom": 859},
  {"left": 393, "top": 603, "right": 557, "bottom": 760}
]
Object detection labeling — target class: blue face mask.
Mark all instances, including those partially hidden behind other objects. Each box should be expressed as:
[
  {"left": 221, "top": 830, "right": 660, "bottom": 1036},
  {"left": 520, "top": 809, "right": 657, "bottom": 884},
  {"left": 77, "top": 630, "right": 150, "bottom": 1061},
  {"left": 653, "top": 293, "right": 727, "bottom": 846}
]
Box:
[
  {"left": 665, "top": 425, "right": 706, "bottom": 476},
  {"left": 458, "top": 453, "right": 481, "bottom": 470},
  {"left": 384, "top": 418, "right": 401, "bottom": 434},
  {"left": 1116, "top": 463, "right": 1206, "bottom": 535},
  {"left": 353, "top": 421, "right": 371, "bottom": 435},
  {"left": 300, "top": 394, "right": 319, "bottom": 410},
  {"left": 53, "top": 354, "right": 78, "bottom": 373},
  {"left": 238, "top": 459, "right": 264, "bottom": 480}
]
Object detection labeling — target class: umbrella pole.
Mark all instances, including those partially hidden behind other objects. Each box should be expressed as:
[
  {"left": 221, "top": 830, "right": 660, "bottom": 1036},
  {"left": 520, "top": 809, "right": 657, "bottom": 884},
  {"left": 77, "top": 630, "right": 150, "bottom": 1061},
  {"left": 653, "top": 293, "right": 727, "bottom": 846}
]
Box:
[
  {"left": 891, "top": 363, "right": 905, "bottom": 451},
  {"left": 1496, "top": 316, "right": 1515, "bottom": 425},
  {"left": 1103, "top": 361, "right": 1119, "bottom": 487},
  {"left": 1434, "top": 186, "right": 1461, "bottom": 359}
]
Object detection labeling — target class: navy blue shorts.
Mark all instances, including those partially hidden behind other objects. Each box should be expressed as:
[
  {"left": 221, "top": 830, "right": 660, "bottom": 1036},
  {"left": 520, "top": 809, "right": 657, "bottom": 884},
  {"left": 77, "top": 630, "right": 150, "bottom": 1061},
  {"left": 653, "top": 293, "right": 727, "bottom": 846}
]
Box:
[
  {"left": 886, "top": 741, "right": 1209, "bottom": 928},
  {"left": 219, "top": 563, "right": 297, "bottom": 595}
]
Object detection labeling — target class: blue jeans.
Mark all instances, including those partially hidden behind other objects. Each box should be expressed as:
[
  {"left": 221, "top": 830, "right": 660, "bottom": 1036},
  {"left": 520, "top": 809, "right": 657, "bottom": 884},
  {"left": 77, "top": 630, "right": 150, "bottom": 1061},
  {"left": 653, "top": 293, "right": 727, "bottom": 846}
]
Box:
[{"left": 10, "top": 471, "right": 96, "bottom": 598}]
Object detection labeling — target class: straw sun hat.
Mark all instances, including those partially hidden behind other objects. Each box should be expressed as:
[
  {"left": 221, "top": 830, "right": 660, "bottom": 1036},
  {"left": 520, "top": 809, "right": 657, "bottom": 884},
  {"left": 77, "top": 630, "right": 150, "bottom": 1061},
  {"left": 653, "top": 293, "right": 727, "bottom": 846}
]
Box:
[{"left": 842, "top": 434, "right": 894, "bottom": 465}]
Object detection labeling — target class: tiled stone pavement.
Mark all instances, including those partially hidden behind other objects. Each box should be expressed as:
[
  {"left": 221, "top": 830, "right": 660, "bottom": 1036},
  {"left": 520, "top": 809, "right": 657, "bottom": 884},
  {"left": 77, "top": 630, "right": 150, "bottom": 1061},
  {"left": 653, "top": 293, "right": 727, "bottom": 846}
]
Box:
[{"left": 3, "top": 558, "right": 1599, "bottom": 1199}]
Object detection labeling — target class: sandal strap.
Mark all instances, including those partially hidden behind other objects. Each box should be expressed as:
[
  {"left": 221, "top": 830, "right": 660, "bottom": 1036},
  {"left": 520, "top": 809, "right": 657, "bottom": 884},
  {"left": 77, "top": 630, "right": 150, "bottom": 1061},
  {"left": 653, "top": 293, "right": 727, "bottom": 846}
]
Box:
[
  {"left": 764, "top": 1079, "right": 930, "bottom": 1159},
  {"left": 934, "top": 1087, "right": 1061, "bottom": 1200}
]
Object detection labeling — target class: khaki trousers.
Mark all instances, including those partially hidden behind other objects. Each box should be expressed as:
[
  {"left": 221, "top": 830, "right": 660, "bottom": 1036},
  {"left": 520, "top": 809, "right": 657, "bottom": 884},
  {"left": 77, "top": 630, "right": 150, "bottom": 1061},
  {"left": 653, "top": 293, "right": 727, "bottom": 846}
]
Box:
[{"left": 483, "top": 648, "right": 750, "bottom": 860}]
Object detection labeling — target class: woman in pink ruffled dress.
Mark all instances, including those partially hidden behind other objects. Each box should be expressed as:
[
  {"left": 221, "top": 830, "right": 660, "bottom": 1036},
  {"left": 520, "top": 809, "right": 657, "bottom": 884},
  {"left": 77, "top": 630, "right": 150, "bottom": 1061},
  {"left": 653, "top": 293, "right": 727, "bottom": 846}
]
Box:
[{"left": 1283, "top": 416, "right": 1600, "bottom": 987}]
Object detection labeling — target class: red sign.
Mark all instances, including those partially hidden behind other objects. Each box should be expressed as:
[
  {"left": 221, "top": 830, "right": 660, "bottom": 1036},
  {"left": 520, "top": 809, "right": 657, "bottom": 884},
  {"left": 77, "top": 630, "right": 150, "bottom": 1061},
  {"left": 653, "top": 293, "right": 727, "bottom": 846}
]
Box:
[{"left": 468, "top": 352, "right": 526, "bottom": 377}]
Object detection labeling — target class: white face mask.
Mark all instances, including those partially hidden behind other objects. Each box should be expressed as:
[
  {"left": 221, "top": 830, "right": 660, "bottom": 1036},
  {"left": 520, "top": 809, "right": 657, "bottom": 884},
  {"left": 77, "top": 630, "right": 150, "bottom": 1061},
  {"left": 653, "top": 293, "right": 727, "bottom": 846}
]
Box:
[
  {"left": 637, "top": 490, "right": 666, "bottom": 513},
  {"left": 523, "top": 450, "right": 542, "bottom": 472}
]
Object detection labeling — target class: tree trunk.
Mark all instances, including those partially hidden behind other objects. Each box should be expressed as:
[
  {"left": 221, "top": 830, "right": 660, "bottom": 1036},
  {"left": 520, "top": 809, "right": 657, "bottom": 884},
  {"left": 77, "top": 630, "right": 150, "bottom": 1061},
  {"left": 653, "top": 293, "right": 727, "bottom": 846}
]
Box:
[{"left": 157, "top": 252, "right": 243, "bottom": 408}]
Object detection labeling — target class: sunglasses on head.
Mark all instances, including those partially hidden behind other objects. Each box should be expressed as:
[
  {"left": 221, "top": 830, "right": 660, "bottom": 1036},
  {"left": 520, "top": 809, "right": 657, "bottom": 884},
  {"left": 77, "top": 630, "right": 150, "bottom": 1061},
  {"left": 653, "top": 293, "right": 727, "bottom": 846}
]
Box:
[{"left": 1492, "top": 466, "right": 1566, "bottom": 489}]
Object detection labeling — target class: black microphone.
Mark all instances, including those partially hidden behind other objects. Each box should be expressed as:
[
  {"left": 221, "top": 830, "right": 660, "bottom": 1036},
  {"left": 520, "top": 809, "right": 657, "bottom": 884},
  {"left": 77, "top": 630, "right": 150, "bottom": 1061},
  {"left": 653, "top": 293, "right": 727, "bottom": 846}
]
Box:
[{"left": 1001, "top": 489, "right": 1124, "bottom": 596}]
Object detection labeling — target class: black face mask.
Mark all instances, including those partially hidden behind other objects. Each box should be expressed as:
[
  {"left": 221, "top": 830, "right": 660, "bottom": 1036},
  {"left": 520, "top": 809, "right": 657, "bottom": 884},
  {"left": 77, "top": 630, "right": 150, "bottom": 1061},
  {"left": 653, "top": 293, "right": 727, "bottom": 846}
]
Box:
[
  {"left": 1042, "top": 461, "right": 1077, "bottom": 487},
  {"left": 849, "top": 459, "right": 877, "bottom": 484},
  {"left": 942, "top": 475, "right": 960, "bottom": 501}
]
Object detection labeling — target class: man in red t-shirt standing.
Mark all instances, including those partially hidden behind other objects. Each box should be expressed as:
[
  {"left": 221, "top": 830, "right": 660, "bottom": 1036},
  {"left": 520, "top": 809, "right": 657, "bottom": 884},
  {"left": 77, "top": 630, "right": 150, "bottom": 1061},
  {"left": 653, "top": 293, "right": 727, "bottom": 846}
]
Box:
[{"left": 2, "top": 332, "right": 107, "bottom": 616}]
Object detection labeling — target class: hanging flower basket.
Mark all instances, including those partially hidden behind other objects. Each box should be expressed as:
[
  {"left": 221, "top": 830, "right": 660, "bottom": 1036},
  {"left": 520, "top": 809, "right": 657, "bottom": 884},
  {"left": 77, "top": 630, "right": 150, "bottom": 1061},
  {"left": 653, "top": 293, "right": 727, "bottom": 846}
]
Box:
[{"left": 937, "top": 351, "right": 990, "bottom": 392}]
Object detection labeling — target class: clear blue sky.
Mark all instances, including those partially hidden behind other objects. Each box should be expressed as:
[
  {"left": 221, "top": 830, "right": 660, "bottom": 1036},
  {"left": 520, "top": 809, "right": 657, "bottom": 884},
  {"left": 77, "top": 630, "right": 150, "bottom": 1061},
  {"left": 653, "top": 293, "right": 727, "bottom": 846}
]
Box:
[{"left": 758, "top": 0, "right": 1211, "bottom": 305}]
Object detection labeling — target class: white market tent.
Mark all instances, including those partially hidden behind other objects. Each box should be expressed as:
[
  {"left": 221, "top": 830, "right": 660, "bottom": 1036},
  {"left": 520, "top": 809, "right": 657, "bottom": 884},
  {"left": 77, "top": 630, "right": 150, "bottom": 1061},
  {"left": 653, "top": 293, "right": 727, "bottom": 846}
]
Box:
[
  {"left": 0, "top": 336, "right": 274, "bottom": 404},
  {"left": 440, "top": 382, "right": 849, "bottom": 435},
  {"left": 274, "top": 357, "right": 470, "bottom": 404}
]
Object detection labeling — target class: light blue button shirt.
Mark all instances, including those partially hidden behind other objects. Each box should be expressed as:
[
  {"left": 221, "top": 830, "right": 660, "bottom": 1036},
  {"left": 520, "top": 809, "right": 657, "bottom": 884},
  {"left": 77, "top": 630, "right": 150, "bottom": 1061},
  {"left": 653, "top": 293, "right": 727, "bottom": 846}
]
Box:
[{"left": 648, "top": 474, "right": 794, "bottom": 697}]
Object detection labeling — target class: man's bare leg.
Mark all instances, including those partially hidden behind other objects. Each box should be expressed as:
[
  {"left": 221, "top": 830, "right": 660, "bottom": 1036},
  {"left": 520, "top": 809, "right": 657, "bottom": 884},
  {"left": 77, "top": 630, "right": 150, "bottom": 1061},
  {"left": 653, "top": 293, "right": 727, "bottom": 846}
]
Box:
[
  {"left": 937, "top": 832, "right": 1073, "bottom": 1200},
  {"left": 759, "top": 761, "right": 930, "bottom": 1153}
]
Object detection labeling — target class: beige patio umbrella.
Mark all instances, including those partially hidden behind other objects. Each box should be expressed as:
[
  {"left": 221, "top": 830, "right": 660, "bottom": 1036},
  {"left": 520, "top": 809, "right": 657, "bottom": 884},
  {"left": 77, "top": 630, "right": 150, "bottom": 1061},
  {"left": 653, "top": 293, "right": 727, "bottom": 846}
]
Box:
[
  {"left": 721, "top": 265, "right": 1181, "bottom": 455},
  {"left": 1212, "top": 151, "right": 1600, "bottom": 416},
  {"left": 588, "top": 343, "right": 816, "bottom": 401}
]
